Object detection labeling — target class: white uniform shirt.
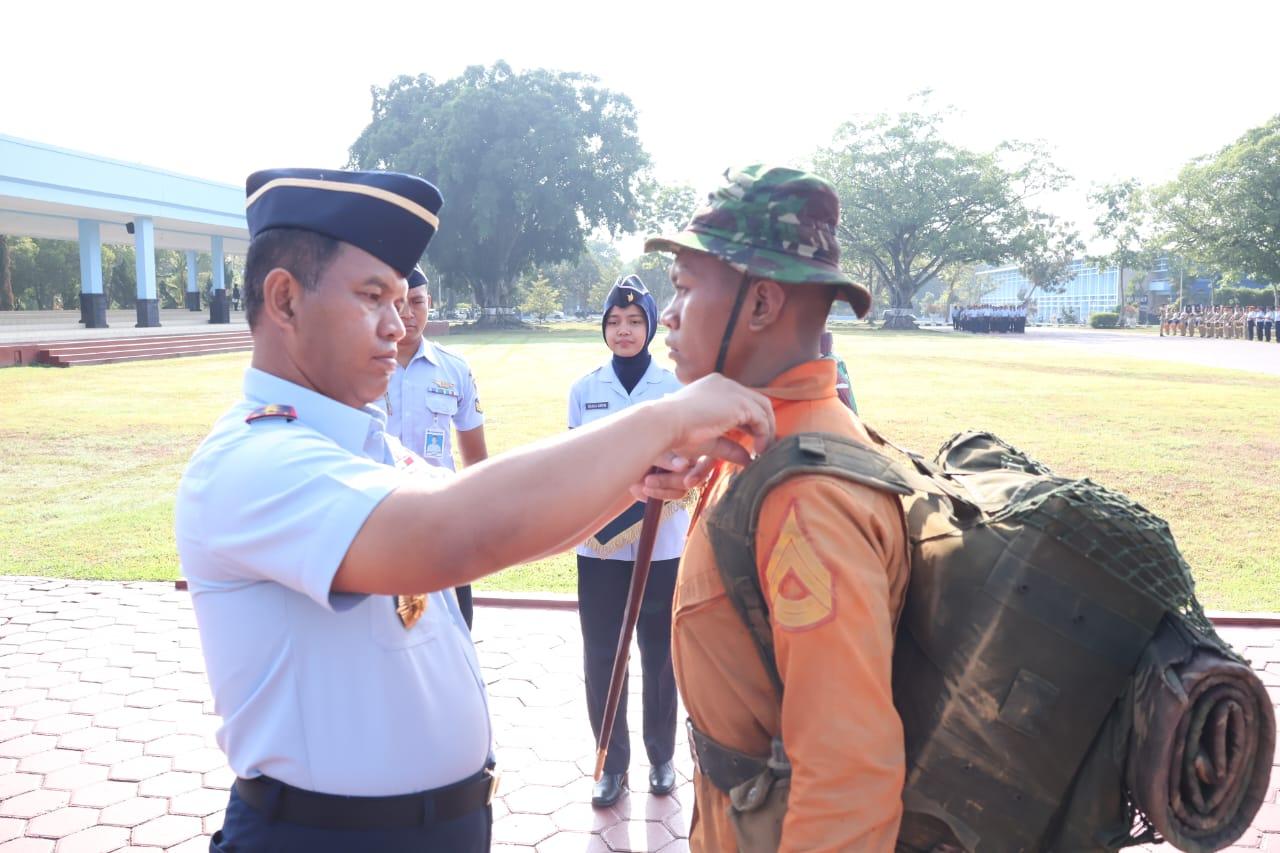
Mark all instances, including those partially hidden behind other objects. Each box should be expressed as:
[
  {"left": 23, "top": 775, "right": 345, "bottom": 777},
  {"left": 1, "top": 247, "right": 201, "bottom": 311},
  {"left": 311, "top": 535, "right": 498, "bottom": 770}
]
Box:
[
  {"left": 568, "top": 358, "right": 690, "bottom": 562},
  {"left": 383, "top": 339, "right": 484, "bottom": 472},
  {"left": 175, "top": 368, "right": 490, "bottom": 796}
]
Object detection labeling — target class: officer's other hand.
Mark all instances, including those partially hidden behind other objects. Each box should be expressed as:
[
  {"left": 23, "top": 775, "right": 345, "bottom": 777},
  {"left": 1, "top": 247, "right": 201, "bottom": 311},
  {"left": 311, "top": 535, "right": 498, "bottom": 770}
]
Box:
[
  {"left": 631, "top": 456, "right": 715, "bottom": 501},
  {"left": 660, "top": 374, "right": 774, "bottom": 464}
]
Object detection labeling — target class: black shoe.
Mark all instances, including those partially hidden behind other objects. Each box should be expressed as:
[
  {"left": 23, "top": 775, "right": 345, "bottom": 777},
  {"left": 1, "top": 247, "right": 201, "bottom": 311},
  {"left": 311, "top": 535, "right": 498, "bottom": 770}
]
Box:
[
  {"left": 591, "top": 772, "right": 627, "bottom": 808},
  {"left": 649, "top": 761, "right": 676, "bottom": 796}
]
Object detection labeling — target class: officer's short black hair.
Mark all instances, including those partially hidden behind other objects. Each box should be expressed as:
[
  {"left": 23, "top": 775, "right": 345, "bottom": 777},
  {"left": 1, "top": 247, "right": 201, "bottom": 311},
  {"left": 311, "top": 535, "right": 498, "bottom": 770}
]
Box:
[{"left": 243, "top": 228, "right": 343, "bottom": 329}]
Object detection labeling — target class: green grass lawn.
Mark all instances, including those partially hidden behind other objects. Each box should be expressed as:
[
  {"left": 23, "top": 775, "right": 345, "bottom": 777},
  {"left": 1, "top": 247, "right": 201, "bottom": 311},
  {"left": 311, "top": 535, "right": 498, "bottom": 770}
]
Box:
[{"left": 2, "top": 323, "right": 1277, "bottom": 610}]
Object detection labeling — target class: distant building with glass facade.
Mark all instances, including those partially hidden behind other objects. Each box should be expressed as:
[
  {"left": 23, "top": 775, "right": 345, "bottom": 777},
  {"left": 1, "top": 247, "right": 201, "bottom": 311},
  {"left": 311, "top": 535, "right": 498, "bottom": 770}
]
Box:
[{"left": 973, "top": 260, "right": 1120, "bottom": 323}]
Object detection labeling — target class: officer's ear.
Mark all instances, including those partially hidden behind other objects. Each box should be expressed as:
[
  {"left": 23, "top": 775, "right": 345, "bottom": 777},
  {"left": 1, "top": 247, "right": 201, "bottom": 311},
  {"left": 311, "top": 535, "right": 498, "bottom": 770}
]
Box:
[
  {"left": 745, "top": 278, "right": 787, "bottom": 332},
  {"left": 260, "top": 267, "right": 304, "bottom": 331}
]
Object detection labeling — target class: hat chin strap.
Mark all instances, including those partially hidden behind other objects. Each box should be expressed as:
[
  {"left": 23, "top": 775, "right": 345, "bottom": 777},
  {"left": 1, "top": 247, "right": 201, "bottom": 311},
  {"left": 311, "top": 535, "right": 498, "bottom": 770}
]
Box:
[{"left": 713, "top": 272, "right": 753, "bottom": 376}]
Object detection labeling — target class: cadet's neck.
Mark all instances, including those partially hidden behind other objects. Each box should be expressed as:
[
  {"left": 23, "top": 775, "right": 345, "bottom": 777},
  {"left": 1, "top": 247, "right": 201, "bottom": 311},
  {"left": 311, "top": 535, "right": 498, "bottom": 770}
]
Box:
[{"left": 730, "top": 335, "right": 822, "bottom": 389}]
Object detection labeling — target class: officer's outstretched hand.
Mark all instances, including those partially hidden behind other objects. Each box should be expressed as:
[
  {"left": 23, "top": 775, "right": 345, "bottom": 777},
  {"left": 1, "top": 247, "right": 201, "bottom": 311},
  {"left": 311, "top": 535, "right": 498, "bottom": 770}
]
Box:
[{"left": 645, "top": 373, "right": 773, "bottom": 480}]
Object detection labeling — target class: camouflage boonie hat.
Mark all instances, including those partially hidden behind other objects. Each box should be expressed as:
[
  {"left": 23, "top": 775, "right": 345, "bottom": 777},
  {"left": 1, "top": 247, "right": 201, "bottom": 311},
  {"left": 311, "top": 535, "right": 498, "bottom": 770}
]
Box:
[{"left": 644, "top": 164, "right": 871, "bottom": 318}]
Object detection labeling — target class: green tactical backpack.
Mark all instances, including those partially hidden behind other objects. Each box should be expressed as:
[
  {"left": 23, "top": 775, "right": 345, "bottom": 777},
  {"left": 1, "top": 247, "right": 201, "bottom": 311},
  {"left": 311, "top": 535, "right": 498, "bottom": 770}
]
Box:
[{"left": 703, "top": 429, "right": 1271, "bottom": 853}]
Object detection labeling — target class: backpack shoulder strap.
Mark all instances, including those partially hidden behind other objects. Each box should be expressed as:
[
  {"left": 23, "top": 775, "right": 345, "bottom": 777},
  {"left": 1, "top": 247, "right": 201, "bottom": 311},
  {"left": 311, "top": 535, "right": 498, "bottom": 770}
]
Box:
[{"left": 703, "top": 432, "right": 914, "bottom": 696}]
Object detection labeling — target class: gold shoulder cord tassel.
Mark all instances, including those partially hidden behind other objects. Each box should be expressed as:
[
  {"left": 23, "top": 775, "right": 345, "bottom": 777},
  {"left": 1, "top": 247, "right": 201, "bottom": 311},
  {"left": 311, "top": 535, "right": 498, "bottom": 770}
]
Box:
[{"left": 396, "top": 594, "right": 427, "bottom": 629}]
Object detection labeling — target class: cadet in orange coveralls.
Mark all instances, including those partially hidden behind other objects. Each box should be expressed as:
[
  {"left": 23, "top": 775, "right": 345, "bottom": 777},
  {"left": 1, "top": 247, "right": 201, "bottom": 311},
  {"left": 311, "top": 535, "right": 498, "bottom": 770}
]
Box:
[{"left": 644, "top": 165, "right": 911, "bottom": 851}]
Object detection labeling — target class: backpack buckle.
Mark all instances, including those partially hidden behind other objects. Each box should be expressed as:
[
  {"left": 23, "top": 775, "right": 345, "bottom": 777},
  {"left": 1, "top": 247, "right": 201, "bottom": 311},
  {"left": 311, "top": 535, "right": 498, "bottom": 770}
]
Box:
[{"left": 796, "top": 434, "right": 826, "bottom": 460}]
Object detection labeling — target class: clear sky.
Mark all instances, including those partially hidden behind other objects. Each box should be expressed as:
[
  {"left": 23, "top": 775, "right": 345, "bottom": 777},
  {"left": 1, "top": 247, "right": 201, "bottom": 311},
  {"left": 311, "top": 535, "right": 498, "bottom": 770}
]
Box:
[{"left": 4, "top": 0, "right": 1276, "bottom": 252}]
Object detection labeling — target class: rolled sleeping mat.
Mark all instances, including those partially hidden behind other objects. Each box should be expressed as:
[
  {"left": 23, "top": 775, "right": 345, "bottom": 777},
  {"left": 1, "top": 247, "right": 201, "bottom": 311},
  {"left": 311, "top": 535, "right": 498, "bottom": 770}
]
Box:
[{"left": 1128, "top": 617, "right": 1275, "bottom": 852}]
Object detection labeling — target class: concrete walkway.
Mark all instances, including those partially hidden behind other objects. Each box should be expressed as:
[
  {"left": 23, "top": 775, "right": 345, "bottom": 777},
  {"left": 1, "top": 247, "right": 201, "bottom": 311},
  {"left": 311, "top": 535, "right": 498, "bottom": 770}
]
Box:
[
  {"left": 0, "top": 312, "right": 248, "bottom": 346},
  {"left": 0, "top": 577, "right": 1275, "bottom": 852}
]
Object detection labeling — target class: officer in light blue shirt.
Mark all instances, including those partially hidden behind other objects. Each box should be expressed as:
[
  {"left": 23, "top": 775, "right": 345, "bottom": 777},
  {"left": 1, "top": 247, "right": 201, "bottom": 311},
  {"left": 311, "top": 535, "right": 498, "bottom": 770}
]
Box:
[
  {"left": 384, "top": 266, "right": 487, "bottom": 627},
  {"left": 384, "top": 267, "right": 486, "bottom": 473},
  {"left": 175, "top": 167, "right": 776, "bottom": 853},
  {"left": 568, "top": 275, "right": 688, "bottom": 808}
]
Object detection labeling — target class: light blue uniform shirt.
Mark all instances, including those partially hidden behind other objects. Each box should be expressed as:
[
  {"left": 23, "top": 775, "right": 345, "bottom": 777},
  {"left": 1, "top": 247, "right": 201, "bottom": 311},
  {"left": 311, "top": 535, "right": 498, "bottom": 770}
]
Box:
[
  {"left": 568, "top": 359, "right": 690, "bottom": 562},
  {"left": 382, "top": 339, "right": 484, "bottom": 472},
  {"left": 175, "top": 368, "right": 490, "bottom": 797}
]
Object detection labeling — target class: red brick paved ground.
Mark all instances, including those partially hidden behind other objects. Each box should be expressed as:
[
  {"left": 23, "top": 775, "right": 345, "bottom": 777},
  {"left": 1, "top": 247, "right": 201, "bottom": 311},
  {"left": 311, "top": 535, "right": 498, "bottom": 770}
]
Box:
[{"left": 0, "top": 577, "right": 1275, "bottom": 852}]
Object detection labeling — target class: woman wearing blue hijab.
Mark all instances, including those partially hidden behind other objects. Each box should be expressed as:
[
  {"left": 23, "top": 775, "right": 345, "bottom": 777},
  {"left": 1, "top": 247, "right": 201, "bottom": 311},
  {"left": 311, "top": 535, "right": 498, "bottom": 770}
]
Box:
[{"left": 567, "top": 275, "right": 689, "bottom": 808}]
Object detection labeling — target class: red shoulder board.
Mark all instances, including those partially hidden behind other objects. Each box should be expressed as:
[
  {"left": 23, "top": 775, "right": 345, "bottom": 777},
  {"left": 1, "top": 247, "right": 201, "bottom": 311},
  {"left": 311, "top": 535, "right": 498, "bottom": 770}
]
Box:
[{"left": 245, "top": 404, "right": 298, "bottom": 424}]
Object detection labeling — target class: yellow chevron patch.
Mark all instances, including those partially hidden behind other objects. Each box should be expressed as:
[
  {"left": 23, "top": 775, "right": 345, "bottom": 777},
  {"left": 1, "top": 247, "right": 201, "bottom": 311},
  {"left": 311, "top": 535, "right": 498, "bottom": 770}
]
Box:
[{"left": 763, "top": 504, "right": 835, "bottom": 631}]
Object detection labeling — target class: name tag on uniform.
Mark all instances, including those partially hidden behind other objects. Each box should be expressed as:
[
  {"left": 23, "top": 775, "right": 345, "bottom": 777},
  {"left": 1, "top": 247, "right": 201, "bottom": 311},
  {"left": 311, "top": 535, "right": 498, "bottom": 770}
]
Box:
[
  {"left": 424, "top": 429, "right": 446, "bottom": 458},
  {"left": 585, "top": 402, "right": 609, "bottom": 411}
]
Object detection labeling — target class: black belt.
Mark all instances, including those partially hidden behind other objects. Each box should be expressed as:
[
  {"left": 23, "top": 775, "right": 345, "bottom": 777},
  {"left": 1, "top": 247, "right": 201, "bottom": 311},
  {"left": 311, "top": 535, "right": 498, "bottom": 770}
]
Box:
[
  {"left": 686, "top": 718, "right": 768, "bottom": 795},
  {"left": 234, "top": 763, "right": 499, "bottom": 831}
]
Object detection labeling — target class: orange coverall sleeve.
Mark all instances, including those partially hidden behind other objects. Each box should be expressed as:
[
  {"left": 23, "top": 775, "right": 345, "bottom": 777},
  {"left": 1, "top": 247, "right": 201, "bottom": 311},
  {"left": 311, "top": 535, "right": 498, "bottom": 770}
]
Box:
[{"left": 754, "top": 475, "right": 906, "bottom": 852}]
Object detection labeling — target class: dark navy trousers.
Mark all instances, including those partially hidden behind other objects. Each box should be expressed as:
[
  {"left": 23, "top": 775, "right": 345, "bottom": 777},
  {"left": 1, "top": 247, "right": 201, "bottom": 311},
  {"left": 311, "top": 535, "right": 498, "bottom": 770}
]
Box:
[
  {"left": 577, "top": 555, "right": 679, "bottom": 776},
  {"left": 209, "top": 785, "right": 491, "bottom": 852}
]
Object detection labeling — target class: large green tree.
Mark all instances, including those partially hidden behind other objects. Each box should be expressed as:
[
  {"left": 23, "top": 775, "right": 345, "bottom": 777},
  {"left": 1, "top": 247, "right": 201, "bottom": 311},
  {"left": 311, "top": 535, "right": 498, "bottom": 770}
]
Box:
[
  {"left": 1087, "top": 180, "right": 1155, "bottom": 325},
  {"left": 348, "top": 62, "right": 649, "bottom": 321},
  {"left": 518, "top": 274, "right": 562, "bottom": 322},
  {"left": 541, "top": 239, "right": 621, "bottom": 315},
  {"left": 1018, "top": 214, "right": 1083, "bottom": 307},
  {"left": 814, "top": 101, "right": 1067, "bottom": 325},
  {"left": 0, "top": 237, "right": 14, "bottom": 311},
  {"left": 1152, "top": 115, "right": 1280, "bottom": 309}
]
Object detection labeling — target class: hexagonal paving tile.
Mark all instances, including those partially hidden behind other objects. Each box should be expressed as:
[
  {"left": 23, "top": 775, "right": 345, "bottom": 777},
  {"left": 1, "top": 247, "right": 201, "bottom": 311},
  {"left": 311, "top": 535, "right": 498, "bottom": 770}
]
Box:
[
  {"left": 0, "top": 735, "right": 57, "bottom": 760},
  {"left": 40, "top": 764, "right": 108, "bottom": 793},
  {"left": 169, "top": 787, "right": 228, "bottom": 818},
  {"left": 0, "top": 789, "right": 70, "bottom": 820},
  {"left": 22, "top": 806, "right": 97, "bottom": 839},
  {"left": 140, "top": 734, "right": 203, "bottom": 758},
  {"left": 97, "top": 796, "right": 167, "bottom": 828},
  {"left": 129, "top": 814, "right": 202, "bottom": 848},
  {"left": 201, "top": 767, "right": 234, "bottom": 791},
  {"left": 137, "top": 771, "right": 199, "bottom": 798},
  {"left": 69, "top": 781, "right": 136, "bottom": 809},
  {"left": 12, "top": 702, "right": 70, "bottom": 723},
  {"left": 0, "top": 818, "right": 24, "bottom": 844},
  {"left": 170, "top": 748, "right": 225, "bottom": 774},
  {"left": 108, "top": 757, "right": 170, "bottom": 783},
  {"left": 600, "top": 818, "right": 675, "bottom": 852},
  {"left": 0, "top": 837, "right": 54, "bottom": 852},
  {"left": 51, "top": 824, "right": 130, "bottom": 853},
  {"left": 168, "top": 837, "right": 215, "bottom": 853},
  {"left": 29, "top": 715, "right": 90, "bottom": 738},
  {"left": 519, "top": 761, "right": 582, "bottom": 788},
  {"left": 53, "top": 729, "right": 115, "bottom": 752},
  {"left": 0, "top": 720, "right": 35, "bottom": 743},
  {"left": 0, "top": 777, "right": 41, "bottom": 801},
  {"left": 17, "top": 750, "right": 80, "bottom": 775},
  {"left": 79, "top": 740, "right": 140, "bottom": 768},
  {"left": 535, "top": 832, "right": 612, "bottom": 853},
  {"left": 492, "top": 813, "right": 558, "bottom": 847},
  {"left": 504, "top": 785, "right": 578, "bottom": 816},
  {"left": 549, "top": 802, "right": 624, "bottom": 834}
]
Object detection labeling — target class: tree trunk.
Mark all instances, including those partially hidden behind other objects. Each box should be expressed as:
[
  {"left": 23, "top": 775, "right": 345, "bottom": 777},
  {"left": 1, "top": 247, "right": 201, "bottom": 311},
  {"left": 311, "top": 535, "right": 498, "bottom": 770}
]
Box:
[
  {"left": 0, "top": 236, "right": 14, "bottom": 311},
  {"left": 881, "top": 275, "right": 919, "bottom": 329}
]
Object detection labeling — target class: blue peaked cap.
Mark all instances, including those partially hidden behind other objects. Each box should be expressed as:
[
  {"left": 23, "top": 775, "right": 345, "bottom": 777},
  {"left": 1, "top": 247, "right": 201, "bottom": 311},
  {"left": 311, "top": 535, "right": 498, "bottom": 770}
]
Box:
[
  {"left": 245, "top": 168, "right": 443, "bottom": 277},
  {"left": 407, "top": 266, "right": 429, "bottom": 288},
  {"left": 602, "top": 274, "right": 658, "bottom": 346}
]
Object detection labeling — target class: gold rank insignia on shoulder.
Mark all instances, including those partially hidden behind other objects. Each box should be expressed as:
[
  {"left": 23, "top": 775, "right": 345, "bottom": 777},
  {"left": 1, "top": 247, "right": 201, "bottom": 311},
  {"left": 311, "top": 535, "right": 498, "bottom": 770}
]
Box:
[{"left": 245, "top": 404, "right": 298, "bottom": 424}]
